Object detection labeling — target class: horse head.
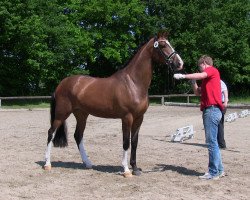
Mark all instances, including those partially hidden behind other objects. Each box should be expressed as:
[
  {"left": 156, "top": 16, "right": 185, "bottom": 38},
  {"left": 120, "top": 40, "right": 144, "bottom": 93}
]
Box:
[{"left": 152, "top": 31, "right": 183, "bottom": 72}]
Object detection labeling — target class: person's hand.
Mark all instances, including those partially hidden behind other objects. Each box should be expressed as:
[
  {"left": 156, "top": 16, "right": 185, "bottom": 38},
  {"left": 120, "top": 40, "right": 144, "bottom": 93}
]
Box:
[
  {"left": 174, "top": 74, "right": 185, "bottom": 79},
  {"left": 223, "top": 102, "right": 228, "bottom": 108}
]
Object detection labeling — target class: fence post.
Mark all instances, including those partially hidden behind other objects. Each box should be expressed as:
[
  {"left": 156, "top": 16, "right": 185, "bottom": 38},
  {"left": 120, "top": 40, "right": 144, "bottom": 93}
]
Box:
[
  {"left": 161, "top": 96, "right": 164, "bottom": 105},
  {"left": 0, "top": 99, "right": 1, "bottom": 107},
  {"left": 187, "top": 95, "right": 190, "bottom": 103}
]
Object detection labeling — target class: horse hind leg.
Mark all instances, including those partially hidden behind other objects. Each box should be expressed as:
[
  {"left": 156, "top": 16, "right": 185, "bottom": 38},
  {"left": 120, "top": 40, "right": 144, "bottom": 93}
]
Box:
[
  {"left": 44, "top": 128, "right": 54, "bottom": 170},
  {"left": 44, "top": 95, "right": 71, "bottom": 170},
  {"left": 130, "top": 115, "right": 144, "bottom": 176},
  {"left": 44, "top": 118, "right": 69, "bottom": 170},
  {"left": 73, "top": 111, "right": 92, "bottom": 169}
]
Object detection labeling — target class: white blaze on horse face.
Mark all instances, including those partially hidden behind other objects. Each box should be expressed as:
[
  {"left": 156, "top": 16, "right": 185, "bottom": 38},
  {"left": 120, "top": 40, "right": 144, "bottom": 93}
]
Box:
[
  {"left": 166, "top": 40, "right": 184, "bottom": 69},
  {"left": 177, "top": 54, "right": 184, "bottom": 69},
  {"left": 159, "top": 39, "right": 184, "bottom": 69},
  {"left": 79, "top": 139, "right": 92, "bottom": 168},
  {"left": 122, "top": 150, "right": 130, "bottom": 173},
  {"left": 165, "top": 40, "right": 175, "bottom": 53}
]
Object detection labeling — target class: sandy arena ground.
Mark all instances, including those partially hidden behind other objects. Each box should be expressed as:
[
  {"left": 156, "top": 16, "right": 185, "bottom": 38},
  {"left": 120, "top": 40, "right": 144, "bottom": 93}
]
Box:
[{"left": 0, "top": 106, "right": 249, "bottom": 200}]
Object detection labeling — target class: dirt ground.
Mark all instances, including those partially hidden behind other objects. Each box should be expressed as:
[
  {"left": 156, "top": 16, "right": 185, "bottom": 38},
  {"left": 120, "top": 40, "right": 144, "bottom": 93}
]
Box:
[{"left": 0, "top": 106, "right": 249, "bottom": 200}]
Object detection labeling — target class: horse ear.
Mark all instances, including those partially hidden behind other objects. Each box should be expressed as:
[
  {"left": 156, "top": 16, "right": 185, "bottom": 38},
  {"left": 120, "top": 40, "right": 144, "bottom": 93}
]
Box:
[
  {"left": 163, "top": 31, "right": 169, "bottom": 38},
  {"left": 157, "top": 30, "right": 169, "bottom": 39}
]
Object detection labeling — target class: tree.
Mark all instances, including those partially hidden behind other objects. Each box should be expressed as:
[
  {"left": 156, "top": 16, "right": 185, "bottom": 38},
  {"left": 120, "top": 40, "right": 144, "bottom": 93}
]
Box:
[
  {"left": 144, "top": 0, "right": 250, "bottom": 94},
  {"left": 0, "top": 0, "right": 249, "bottom": 96},
  {"left": 72, "top": 0, "right": 149, "bottom": 77},
  {"left": 0, "top": 0, "right": 149, "bottom": 95}
]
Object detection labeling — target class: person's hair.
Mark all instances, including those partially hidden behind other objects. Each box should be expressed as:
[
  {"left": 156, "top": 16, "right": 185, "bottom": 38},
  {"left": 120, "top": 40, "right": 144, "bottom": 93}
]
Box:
[{"left": 198, "top": 55, "right": 213, "bottom": 66}]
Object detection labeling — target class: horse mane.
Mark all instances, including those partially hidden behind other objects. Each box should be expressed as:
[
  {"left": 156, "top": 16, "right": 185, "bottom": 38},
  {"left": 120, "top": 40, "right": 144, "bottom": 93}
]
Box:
[
  {"left": 119, "top": 39, "right": 149, "bottom": 69},
  {"left": 119, "top": 31, "right": 169, "bottom": 69}
]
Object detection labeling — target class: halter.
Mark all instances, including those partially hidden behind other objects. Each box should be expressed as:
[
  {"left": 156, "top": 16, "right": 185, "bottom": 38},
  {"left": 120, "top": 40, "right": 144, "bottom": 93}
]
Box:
[
  {"left": 153, "top": 37, "right": 189, "bottom": 94},
  {"left": 153, "top": 37, "right": 179, "bottom": 72}
]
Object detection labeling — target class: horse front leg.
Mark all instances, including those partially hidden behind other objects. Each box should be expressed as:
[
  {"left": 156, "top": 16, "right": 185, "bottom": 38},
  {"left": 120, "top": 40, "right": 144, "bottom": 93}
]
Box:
[
  {"left": 121, "top": 114, "right": 133, "bottom": 177},
  {"left": 130, "top": 115, "right": 144, "bottom": 176}
]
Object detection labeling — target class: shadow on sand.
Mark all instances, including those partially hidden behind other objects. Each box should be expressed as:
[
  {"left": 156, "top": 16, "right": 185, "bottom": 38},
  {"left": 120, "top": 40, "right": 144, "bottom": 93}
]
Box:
[
  {"left": 36, "top": 161, "right": 123, "bottom": 173},
  {"left": 144, "top": 164, "right": 203, "bottom": 176}
]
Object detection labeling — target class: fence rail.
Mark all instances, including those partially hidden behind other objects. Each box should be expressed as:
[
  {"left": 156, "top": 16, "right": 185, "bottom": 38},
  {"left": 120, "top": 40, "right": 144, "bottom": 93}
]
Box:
[
  {"left": 0, "top": 96, "right": 51, "bottom": 107},
  {"left": 0, "top": 96, "right": 51, "bottom": 100},
  {"left": 0, "top": 94, "right": 195, "bottom": 107},
  {"left": 0, "top": 95, "right": 250, "bottom": 109},
  {"left": 149, "top": 94, "right": 196, "bottom": 105}
]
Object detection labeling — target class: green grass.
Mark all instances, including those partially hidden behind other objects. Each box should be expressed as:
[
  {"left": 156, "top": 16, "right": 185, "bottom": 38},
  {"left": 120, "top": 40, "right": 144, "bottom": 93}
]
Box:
[
  {"left": 1, "top": 102, "right": 50, "bottom": 109},
  {"left": 1, "top": 99, "right": 50, "bottom": 109},
  {"left": 229, "top": 96, "right": 250, "bottom": 104}
]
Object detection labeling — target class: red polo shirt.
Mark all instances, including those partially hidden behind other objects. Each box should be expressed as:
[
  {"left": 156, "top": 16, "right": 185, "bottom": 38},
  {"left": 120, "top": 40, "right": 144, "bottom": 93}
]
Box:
[{"left": 200, "top": 66, "right": 224, "bottom": 111}]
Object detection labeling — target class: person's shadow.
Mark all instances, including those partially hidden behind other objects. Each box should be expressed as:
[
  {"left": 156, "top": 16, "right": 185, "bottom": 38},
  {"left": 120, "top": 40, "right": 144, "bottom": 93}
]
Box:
[{"left": 144, "top": 164, "right": 203, "bottom": 176}]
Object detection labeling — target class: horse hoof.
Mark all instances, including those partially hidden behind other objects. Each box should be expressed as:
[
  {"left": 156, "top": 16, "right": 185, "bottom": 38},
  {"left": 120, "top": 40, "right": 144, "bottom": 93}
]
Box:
[
  {"left": 43, "top": 165, "right": 52, "bottom": 170},
  {"left": 132, "top": 170, "right": 142, "bottom": 176},
  {"left": 123, "top": 171, "right": 133, "bottom": 178}
]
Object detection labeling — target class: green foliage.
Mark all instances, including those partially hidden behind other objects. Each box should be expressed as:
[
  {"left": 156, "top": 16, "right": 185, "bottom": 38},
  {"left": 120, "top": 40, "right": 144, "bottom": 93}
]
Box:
[
  {"left": 144, "top": 0, "right": 250, "bottom": 94},
  {"left": 75, "top": 0, "right": 148, "bottom": 76},
  {"left": 0, "top": 0, "right": 249, "bottom": 96}
]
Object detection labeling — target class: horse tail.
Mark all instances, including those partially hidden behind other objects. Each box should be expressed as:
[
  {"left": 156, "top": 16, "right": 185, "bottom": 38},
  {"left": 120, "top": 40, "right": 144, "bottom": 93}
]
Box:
[
  {"left": 50, "top": 93, "right": 56, "bottom": 125},
  {"left": 50, "top": 93, "right": 68, "bottom": 148}
]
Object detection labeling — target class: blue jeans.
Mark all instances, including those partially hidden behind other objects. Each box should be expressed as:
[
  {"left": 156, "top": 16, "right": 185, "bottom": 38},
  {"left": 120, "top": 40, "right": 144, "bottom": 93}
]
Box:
[{"left": 203, "top": 106, "right": 223, "bottom": 176}]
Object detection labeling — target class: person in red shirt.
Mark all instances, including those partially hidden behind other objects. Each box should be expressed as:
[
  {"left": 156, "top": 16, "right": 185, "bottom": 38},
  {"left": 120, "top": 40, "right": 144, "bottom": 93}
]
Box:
[{"left": 174, "top": 55, "right": 225, "bottom": 180}]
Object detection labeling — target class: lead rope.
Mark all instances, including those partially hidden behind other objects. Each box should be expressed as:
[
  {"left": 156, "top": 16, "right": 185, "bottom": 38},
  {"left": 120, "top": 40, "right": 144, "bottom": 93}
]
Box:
[
  {"left": 167, "top": 63, "right": 170, "bottom": 94},
  {"left": 168, "top": 69, "right": 193, "bottom": 95}
]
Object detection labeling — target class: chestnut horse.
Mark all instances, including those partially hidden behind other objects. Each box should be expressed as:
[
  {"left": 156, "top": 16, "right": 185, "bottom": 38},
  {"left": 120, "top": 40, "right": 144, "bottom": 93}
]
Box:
[{"left": 44, "top": 31, "right": 183, "bottom": 177}]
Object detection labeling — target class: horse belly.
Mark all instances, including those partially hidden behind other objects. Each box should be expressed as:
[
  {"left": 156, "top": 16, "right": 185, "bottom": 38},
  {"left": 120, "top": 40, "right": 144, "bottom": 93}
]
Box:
[
  {"left": 73, "top": 77, "right": 148, "bottom": 119},
  {"left": 77, "top": 95, "right": 148, "bottom": 119},
  {"left": 76, "top": 94, "right": 124, "bottom": 118}
]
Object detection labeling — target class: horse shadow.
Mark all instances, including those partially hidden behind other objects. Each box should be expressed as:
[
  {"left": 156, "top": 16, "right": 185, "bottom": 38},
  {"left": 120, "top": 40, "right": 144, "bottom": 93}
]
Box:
[
  {"left": 36, "top": 161, "right": 123, "bottom": 173},
  {"left": 145, "top": 164, "right": 203, "bottom": 176},
  {"left": 36, "top": 161, "right": 203, "bottom": 176}
]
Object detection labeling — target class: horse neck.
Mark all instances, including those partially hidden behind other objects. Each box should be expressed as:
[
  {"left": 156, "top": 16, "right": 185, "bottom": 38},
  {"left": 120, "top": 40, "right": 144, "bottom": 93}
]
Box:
[{"left": 124, "top": 39, "right": 154, "bottom": 92}]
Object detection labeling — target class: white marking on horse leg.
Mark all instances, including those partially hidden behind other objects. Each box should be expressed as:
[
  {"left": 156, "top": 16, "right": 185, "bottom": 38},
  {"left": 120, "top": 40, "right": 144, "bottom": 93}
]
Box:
[
  {"left": 44, "top": 140, "right": 53, "bottom": 167},
  {"left": 44, "top": 131, "right": 55, "bottom": 168},
  {"left": 122, "top": 150, "right": 130, "bottom": 173},
  {"left": 79, "top": 139, "right": 92, "bottom": 168}
]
